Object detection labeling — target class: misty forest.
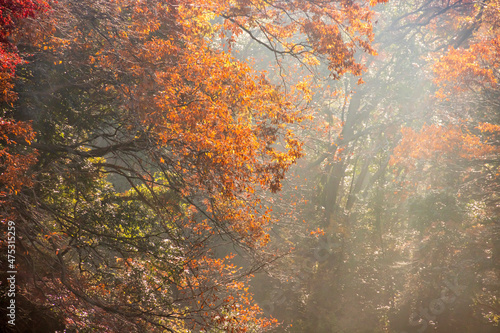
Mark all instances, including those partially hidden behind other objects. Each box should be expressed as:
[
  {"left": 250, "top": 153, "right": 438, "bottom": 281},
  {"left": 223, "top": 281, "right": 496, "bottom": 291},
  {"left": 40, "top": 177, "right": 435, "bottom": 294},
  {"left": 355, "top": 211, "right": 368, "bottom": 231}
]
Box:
[{"left": 1, "top": 0, "right": 499, "bottom": 332}]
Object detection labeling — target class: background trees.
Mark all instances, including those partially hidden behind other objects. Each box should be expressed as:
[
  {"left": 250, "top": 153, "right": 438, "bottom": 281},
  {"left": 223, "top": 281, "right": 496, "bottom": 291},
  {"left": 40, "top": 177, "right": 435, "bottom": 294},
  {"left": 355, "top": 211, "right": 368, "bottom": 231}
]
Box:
[{"left": 257, "top": 0, "right": 499, "bottom": 332}]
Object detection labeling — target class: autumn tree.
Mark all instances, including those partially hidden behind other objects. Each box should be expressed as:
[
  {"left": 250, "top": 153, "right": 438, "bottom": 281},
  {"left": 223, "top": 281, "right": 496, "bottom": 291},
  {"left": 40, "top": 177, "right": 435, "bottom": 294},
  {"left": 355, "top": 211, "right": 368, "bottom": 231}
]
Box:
[
  {"left": 0, "top": 0, "right": 46, "bottom": 208},
  {"left": 1, "top": 0, "right": 386, "bottom": 331},
  {"left": 0, "top": 0, "right": 48, "bottom": 103}
]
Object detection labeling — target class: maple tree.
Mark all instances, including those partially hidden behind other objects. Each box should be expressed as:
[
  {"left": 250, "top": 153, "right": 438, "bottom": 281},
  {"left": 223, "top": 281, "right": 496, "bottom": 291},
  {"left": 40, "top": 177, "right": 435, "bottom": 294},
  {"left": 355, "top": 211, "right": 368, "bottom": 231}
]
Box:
[
  {"left": 0, "top": 0, "right": 48, "bottom": 103},
  {"left": 0, "top": 0, "right": 46, "bottom": 215},
  {"left": 1, "top": 0, "right": 386, "bottom": 331},
  {"left": 0, "top": 4, "right": 44, "bottom": 327}
]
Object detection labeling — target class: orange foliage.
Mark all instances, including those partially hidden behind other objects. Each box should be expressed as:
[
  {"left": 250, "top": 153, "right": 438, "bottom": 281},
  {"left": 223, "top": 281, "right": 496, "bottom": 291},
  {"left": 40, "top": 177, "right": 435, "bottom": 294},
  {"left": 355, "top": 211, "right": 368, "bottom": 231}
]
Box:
[
  {"left": 390, "top": 0, "right": 500, "bottom": 212},
  {"left": 27, "top": 0, "right": 386, "bottom": 247},
  {"left": 434, "top": 35, "right": 500, "bottom": 97},
  {"left": 391, "top": 123, "right": 499, "bottom": 170},
  {"left": 180, "top": 253, "right": 279, "bottom": 332},
  {"left": 0, "top": 118, "right": 38, "bottom": 203},
  {"left": 433, "top": 0, "right": 500, "bottom": 97}
]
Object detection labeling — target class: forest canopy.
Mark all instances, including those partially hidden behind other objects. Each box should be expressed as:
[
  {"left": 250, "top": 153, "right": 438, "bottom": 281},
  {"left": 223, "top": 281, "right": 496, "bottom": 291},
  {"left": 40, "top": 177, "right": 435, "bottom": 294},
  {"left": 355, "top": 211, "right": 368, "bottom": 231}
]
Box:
[{"left": 1, "top": 0, "right": 499, "bottom": 332}]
